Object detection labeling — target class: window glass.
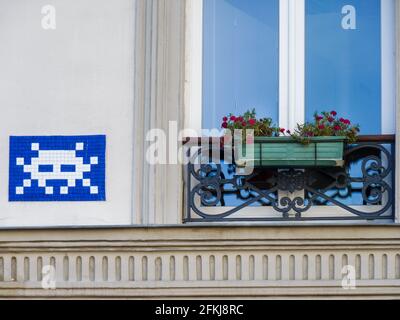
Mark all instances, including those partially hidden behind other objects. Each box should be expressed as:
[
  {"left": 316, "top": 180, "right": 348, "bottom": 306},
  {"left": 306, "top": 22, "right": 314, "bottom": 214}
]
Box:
[
  {"left": 306, "top": 0, "right": 394, "bottom": 207},
  {"left": 305, "top": 0, "right": 382, "bottom": 134},
  {"left": 203, "top": 0, "right": 279, "bottom": 129}
]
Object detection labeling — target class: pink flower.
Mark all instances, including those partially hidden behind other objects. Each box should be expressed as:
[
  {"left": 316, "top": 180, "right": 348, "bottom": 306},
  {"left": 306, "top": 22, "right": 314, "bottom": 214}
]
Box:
[
  {"left": 223, "top": 116, "right": 228, "bottom": 122},
  {"left": 328, "top": 117, "right": 334, "bottom": 123},
  {"left": 331, "top": 111, "right": 337, "bottom": 116},
  {"left": 334, "top": 125, "right": 341, "bottom": 131},
  {"left": 318, "top": 125, "right": 325, "bottom": 130},
  {"left": 230, "top": 116, "right": 236, "bottom": 121},
  {"left": 241, "top": 121, "right": 247, "bottom": 127},
  {"left": 316, "top": 116, "right": 323, "bottom": 121},
  {"left": 221, "top": 122, "right": 228, "bottom": 128},
  {"left": 340, "top": 118, "right": 350, "bottom": 125},
  {"left": 248, "top": 119, "right": 256, "bottom": 126}
]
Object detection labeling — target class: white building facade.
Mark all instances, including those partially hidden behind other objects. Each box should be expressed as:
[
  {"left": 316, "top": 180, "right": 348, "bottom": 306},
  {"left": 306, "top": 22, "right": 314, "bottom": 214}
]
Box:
[{"left": 0, "top": 0, "right": 400, "bottom": 298}]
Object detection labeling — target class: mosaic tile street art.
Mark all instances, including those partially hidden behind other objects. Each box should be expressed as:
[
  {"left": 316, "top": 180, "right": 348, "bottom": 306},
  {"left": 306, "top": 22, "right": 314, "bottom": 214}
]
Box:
[{"left": 9, "top": 135, "right": 106, "bottom": 201}]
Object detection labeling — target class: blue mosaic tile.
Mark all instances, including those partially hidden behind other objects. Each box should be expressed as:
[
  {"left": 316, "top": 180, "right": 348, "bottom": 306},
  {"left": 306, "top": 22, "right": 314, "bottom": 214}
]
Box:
[{"left": 9, "top": 135, "right": 106, "bottom": 201}]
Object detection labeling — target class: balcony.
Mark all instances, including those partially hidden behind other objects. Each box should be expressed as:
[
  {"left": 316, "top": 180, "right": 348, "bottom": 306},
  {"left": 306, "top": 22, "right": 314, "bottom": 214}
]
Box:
[{"left": 184, "top": 135, "right": 395, "bottom": 223}]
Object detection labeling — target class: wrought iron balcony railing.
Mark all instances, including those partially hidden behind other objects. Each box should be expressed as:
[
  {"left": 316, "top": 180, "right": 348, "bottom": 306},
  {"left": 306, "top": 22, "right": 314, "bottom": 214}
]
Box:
[{"left": 183, "top": 135, "right": 395, "bottom": 222}]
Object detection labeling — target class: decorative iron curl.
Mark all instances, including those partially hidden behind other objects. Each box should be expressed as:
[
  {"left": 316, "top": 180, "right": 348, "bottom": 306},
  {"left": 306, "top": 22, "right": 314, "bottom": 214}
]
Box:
[
  {"left": 186, "top": 141, "right": 394, "bottom": 221},
  {"left": 345, "top": 144, "right": 392, "bottom": 179},
  {"left": 272, "top": 196, "right": 312, "bottom": 219}
]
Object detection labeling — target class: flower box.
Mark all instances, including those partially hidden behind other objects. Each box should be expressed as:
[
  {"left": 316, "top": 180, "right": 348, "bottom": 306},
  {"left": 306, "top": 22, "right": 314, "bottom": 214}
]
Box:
[{"left": 236, "top": 136, "right": 346, "bottom": 167}]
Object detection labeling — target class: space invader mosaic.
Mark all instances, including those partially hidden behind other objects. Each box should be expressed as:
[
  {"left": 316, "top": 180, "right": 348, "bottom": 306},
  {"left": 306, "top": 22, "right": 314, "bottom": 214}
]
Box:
[{"left": 9, "top": 135, "right": 106, "bottom": 201}]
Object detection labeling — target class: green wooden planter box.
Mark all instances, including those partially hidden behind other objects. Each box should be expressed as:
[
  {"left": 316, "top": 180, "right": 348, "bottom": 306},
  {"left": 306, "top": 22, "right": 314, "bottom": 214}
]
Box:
[{"left": 236, "top": 136, "right": 346, "bottom": 167}]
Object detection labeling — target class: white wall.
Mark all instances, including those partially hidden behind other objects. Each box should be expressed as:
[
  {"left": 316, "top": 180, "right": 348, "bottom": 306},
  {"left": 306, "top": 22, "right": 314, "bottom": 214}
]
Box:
[{"left": 0, "top": 0, "right": 134, "bottom": 226}]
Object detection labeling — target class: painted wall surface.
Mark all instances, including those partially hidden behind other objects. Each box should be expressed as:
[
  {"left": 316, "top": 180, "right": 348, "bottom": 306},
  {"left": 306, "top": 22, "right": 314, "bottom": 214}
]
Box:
[{"left": 0, "top": 0, "right": 134, "bottom": 226}]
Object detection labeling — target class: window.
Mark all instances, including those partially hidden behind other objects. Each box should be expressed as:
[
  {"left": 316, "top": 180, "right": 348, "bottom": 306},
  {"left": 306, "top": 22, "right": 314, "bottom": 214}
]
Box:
[
  {"left": 306, "top": 0, "right": 396, "bottom": 135},
  {"left": 184, "top": 0, "right": 396, "bottom": 222},
  {"left": 186, "top": 0, "right": 396, "bottom": 134},
  {"left": 202, "top": 0, "right": 280, "bottom": 129}
]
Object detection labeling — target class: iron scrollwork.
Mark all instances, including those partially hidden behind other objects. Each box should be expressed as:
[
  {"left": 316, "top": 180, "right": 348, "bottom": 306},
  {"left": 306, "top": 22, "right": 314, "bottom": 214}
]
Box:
[{"left": 185, "top": 140, "right": 395, "bottom": 222}]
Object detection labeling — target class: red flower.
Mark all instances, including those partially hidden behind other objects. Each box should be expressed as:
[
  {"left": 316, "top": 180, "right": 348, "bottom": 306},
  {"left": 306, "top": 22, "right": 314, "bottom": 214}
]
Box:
[
  {"left": 223, "top": 116, "right": 228, "bottom": 122},
  {"left": 344, "top": 119, "right": 351, "bottom": 125},
  {"left": 318, "top": 125, "right": 325, "bottom": 130},
  {"left": 241, "top": 121, "right": 247, "bottom": 127},
  {"left": 248, "top": 119, "right": 256, "bottom": 126},
  {"left": 316, "top": 116, "right": 323, "bottom": 121},
  {"left": 331, "top": 111, "right": 337, "bottom": 116},
  {"left": 339, "top": 118, "right": 345, "bottom": 123},
  {"left": 238, "top": 116, "right": 244, "bottom": 122},
  {"left": 280, "top": 128, "right": 286, "bottom": 133},
  {"left": 328, "top": 117, "right": 334, "bottom": 123},
  {"left": 221, "top": 122, "right": 228, "bottom": 129},
  {"left": 230, "top": 116, "right": 236, "bottom": 121},
  {"left": 334, "top": 125, "right": 341, "bottom": 131}
]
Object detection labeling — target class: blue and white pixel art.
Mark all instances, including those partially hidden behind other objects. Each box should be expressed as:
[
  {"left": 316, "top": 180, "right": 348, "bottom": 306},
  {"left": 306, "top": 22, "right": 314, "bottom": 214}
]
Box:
[{"left": 9, "top": 135, "right": 106, "bottom": 201}]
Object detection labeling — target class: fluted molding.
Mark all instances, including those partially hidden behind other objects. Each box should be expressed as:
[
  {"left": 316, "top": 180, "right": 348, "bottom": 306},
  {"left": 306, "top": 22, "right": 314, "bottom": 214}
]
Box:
[
  {"left": 132, "top": 0, "right": 186, "bottom": 224},
  {"left": 0, "top": 226, "right": 400, "bottom": 298}
]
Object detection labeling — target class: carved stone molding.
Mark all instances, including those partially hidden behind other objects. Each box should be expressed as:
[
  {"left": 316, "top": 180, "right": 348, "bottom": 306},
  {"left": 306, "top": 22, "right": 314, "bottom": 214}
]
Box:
[
  {"left": 133, "top": 0, "right": 186, "bottom": 224},
  {"left": 0, "top": 226, "right": 399, "bottom": 299}
]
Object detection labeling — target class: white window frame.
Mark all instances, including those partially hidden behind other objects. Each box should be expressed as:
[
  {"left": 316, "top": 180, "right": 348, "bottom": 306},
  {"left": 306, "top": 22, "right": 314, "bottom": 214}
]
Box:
[
  {"left": 382, "top": 0, "right": 397, "bottom": 135},
  {"left": 185, "top": 0, "right": 395, "bottom": 133},
  {"left": 185, "top": 0, "right": 305, "bottom": 132},
  {"left": 184, "top": 0, "right": 396, "bottom": 222}
]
